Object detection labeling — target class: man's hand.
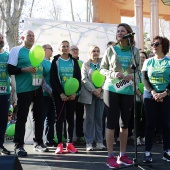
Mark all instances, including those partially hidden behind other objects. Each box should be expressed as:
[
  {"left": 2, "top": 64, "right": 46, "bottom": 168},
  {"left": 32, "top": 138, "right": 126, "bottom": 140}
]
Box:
[{"left": 21, "top": 66, "right": 36, "bottom": 74}]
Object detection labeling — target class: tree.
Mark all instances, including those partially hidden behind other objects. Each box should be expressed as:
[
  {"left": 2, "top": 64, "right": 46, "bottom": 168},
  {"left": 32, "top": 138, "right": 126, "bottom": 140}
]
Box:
[{"left": 0, "top": 0, "right": 24, "bottom": 50}]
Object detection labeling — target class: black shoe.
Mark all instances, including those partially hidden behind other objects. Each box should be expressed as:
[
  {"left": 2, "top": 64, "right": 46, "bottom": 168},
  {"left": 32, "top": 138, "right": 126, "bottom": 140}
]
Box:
[
  {"left": 143, "top": 152, "right": 152, "bottom": 163},
  {"left": 0, "top": 146, "right": 10, "bottom": 155},
  {"left": 15, "top": 147, "right": 27, "bottom": 157},
  {"left": 34, "top": 144, "right": 48, "bottom": 152},
  {"left": 162, "top": 151, "right": 170, "bottom": 162}
]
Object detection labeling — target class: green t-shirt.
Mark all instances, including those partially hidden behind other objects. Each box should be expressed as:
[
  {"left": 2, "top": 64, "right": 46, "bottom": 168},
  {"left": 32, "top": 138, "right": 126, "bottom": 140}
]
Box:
[
  {"left": 8, "top": 46, "right": 43, "bottom": 93},
  {"left": 0, "top": 51, "right": 10, "bottom": 95},
  {"left": 142, "top": 56, "right": 170, "bottom": 92},
  {"left": 42, "top": 58, "right": 51, "bottom": 96},
  {"left": 58, "top": 57, "right": 73, "bottom": 88},
  {"left": 103, "top": 46, "right": 134, "bottom": 95}
]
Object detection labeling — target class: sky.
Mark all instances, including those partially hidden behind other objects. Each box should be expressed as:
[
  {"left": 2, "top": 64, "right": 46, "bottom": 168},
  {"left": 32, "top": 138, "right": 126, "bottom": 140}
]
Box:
[{"left": 24, "top": 0, "right": 88, "bottom": 22}]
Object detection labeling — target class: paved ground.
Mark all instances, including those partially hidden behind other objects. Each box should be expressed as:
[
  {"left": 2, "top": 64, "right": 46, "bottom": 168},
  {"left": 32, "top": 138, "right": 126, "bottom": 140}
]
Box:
[{"left": 2, "top": 139, "right": 170, "bottom": 170}]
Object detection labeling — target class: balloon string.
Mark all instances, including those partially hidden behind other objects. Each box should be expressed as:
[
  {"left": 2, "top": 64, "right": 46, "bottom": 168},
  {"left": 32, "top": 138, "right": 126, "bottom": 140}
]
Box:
[
  {"left": 57, "top": 101, "right": 66, "bottom": 121},
  {"left": 34, "top": 72, "right": 36, "bottom": 96}
]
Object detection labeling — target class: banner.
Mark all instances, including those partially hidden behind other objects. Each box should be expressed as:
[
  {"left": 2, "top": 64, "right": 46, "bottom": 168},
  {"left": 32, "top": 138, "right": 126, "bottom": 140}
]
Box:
[{"left": 24, "top": 18, "right": 139, "bottom": 62}]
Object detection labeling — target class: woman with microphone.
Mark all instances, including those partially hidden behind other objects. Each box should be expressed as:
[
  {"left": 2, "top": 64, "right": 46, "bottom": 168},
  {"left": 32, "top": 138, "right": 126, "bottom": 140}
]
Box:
[{"left": 100, "top": 23, "right": 140, "bottom": 168}]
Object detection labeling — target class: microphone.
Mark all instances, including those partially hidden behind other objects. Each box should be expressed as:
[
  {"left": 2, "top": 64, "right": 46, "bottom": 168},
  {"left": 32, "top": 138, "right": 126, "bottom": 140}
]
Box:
[{"left": 122, "top": 32, "right": 135, "bottom": 39}]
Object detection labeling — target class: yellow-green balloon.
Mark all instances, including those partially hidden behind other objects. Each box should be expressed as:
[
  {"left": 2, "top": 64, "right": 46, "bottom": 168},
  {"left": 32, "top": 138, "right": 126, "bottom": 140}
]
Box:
[
  {"left": 64, "top": 78, "right": 79, "bottom": 96},
  {"left": 6, "top": 124, "right": 15, "bottom": 136},
  {"left": 138, "top": 83, "right": 144, "bottom": 93},
  {"left": 92, "top": 70, "right": 105, "bottom": 87},
  {"left": 29, "top": 45, "right": 45, "bottom": 67}
]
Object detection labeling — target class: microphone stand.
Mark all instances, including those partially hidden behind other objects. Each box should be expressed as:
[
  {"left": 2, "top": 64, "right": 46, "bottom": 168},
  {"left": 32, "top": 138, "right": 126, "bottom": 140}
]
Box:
[{"left": 115, "top": 37, "right": 153, "bottom": 170}]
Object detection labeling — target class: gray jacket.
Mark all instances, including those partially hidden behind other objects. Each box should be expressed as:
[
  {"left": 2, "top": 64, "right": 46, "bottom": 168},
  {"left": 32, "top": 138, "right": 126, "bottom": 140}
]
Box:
[
  {"left": 100, "top": 46, "right": 141, "bottom": 80},
  {"left": 78, "top": 58, "right": 103, "bottom": 104}
]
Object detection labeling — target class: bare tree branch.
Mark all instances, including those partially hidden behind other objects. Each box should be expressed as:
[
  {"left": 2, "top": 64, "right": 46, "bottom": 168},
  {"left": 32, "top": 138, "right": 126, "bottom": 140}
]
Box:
[
  {"left": 70, "top": 0, "right": 74, "bottom": 21},
  {"left": 29, "top": 0, "right": 35, "bottom": 17}
]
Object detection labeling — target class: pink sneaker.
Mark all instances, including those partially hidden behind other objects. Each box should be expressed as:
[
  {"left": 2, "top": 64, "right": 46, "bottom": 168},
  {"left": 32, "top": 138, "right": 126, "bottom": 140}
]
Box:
[
  {"left": 55, "top": 143, "right": 63, "bottom": 154},
  {"left": 117, "top": 154, "right": 133, "bottom": 166},
  {"left": 106, "top": 155, "right": 119, "bottom": 168},
  {"left": 66, "top": 143, "right": 78, "bottom": 153}
]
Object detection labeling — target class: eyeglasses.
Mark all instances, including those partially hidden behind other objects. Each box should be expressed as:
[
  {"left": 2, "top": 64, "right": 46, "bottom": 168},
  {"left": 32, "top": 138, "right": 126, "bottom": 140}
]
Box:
[
  {"left": 71, "top": 48, "right": 79, "bottom": 51},
  {"left": 8, "top": 115, "right": 12, "bottom": 117},
  {"left": 92, "top": 50, "right": 100, "bottom": 52},
  {"left": 46, "top": 48, "right": 53, "bottom": 52},
  {"left": 151, "top": 42, "right": 161, "bottom": 47}
]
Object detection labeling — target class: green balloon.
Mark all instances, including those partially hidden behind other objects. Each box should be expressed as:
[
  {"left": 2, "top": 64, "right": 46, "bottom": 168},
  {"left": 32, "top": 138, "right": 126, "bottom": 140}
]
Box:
[
  {"left": 53, "top": 134, "right": 58, "bottom": 143},
  {"left": 92, "top": 70, "right": 105, "bottom": 87},
  {"left": 64, "top": 78, "right": 79, "bottom": 96},
  {"left": 6, "top": 124, "right": 15, "bottom": 136},
  {"left": 78, "top": 60, "right": 82, "bottom": 70},
  {"left": 29, "top": 45, "right": 45, "bottom": 67},
  {"left": 138, "top": 83, "right": 144, "bottom": 93}
]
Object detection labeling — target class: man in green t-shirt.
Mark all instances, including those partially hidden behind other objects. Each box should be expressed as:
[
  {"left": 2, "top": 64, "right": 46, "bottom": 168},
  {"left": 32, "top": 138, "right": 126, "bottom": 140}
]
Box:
[
  {"left": 7, "top": 30, "right": 48, "bottom": 157},
  {"left": 0, "top": 33, "right": 11, "bottom": 155}
]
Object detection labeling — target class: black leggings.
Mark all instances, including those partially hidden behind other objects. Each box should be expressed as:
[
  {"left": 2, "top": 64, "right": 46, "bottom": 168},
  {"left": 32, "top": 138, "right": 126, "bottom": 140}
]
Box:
[
  {"left": 54, "top": 96, "right": 77, "bottom": 144},
  {"left": 103, "top": 90, "right": 134, "bottom": 129}
]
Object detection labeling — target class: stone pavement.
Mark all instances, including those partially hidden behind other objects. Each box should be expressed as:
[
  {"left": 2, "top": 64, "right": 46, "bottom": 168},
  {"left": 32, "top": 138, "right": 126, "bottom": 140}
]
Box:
[{"left": 2, "top": 140, "right": 170, "bottom": 170}]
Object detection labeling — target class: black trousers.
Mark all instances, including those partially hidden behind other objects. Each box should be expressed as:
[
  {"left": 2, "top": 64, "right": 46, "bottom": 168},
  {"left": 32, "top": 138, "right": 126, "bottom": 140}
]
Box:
[
  {"left": 54, "top": 96, "right": 77, "bottom": 144},
  {"left": 0, "top": 94, "right": 10, "bottom": 147},
  {"left": 14, "top": 87, "right": 44, "bottom": 147}
]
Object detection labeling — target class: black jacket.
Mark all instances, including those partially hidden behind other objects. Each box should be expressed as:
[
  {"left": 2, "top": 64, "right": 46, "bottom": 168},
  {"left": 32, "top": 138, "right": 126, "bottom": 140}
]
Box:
[{"left": 50, "top": 54, "right": 81, "bottom": 97}]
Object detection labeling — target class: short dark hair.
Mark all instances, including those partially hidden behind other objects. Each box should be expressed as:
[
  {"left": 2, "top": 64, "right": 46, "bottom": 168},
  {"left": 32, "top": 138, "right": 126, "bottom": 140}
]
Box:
[
  {"left": 140, "top": 51, "right": 148, "bottom": 59},
  {"left": 153, "top": 36, "right": 169, "bottom": 55}
]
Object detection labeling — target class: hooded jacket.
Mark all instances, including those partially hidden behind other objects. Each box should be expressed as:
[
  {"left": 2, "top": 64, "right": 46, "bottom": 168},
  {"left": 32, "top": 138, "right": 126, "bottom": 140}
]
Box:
[{"left": 50, "top": 53, "right": 81, "bottom": 97}]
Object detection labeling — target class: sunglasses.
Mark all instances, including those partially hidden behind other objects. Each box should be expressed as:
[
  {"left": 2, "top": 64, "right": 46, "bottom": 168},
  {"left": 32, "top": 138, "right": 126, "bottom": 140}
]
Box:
[
  {"left": 8, "top": 115, "right": 12, "bottom": 117},
  {"left": 92, "top": 50, "right": 100, "bottom": 52},
  {"left": 151, "top": 42, "right": 161, "bottom": 47},
  {"left": 46, "top": 48, "right": 53, "bottom": 52}
]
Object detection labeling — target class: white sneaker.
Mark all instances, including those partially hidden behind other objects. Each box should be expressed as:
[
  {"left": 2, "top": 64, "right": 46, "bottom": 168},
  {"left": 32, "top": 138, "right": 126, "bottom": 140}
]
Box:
[
  {"left": 137, "top": 137, "right": 141, "bottom": 146},
  {"left": 113, "top": 138, "right": 116, "bottom": 145},
  {"left": 86, "top": 143, "right": 93, "bottom": 151},
  {"left": 140, "top": 137, "right": 145, "bottom": 145},
  {"left": 96, "top": 143, "right": 106, "bottom": 150}
]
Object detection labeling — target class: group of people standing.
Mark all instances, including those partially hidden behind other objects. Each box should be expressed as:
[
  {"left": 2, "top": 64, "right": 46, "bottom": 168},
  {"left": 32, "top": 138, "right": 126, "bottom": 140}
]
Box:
[{"left": 0, "top": 22, "right": 170, "bottom": 169}]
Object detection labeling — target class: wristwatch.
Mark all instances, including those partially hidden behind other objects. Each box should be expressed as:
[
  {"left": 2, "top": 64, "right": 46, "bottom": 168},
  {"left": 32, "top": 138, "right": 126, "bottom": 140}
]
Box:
[{"left": 165, "top": 89, "right": 170, "bottom": 96}]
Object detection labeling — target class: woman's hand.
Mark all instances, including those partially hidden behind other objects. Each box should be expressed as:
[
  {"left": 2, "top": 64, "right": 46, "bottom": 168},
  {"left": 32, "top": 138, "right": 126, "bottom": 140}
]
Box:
[
  {"left": 68, "top": 93, "right": 76, "bottom": 100},
  {"left": 115, "top": 72, "right": 124, "bottom": 79},
  {"left": 123, "top": 74, "right": 133, "bottom": 81},
  {"left": 93, "top": 88, "right": 102, "bottom": 98},
  {"left": 60, "top": 93, "right": 69, "bottom": 101},
  {"left": 151, "top": 90, "right": 167, "bottom": 102}
]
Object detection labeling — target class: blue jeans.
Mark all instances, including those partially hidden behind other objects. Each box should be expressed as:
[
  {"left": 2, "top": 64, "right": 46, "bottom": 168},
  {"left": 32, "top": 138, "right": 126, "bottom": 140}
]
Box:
[
  {"left": 0, "top": 94, "right": 10, "bottom": 147},
  {"left": 43, "top": 96, "right": 55, "bottom": 144},
  {"left": 144, "top": 90, "right": 170, "bottom": 151}
]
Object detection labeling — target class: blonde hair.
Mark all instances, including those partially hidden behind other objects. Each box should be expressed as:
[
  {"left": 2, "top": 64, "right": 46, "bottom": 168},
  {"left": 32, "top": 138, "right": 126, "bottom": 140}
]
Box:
[{"left": 88, "top": 45, "right": 100, "bottom": 60}]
